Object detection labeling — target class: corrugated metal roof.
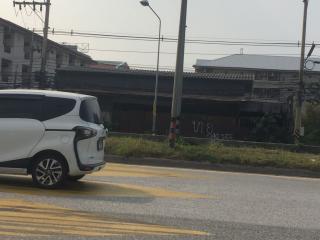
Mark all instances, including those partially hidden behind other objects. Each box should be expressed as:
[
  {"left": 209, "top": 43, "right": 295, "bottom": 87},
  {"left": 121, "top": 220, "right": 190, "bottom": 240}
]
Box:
[
  {"left": 58, "top": 66, "right": 255, "bottom": 81},
  {"left": 194, "top": 54, "right": 320, "bottom": 72},
  {"left": 96, "top": 61, "right": 128, "bottom": 66}
]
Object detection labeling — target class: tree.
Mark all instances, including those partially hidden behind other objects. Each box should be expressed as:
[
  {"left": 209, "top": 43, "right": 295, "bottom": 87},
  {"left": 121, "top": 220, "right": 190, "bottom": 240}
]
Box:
[
  {"left": 301, "top": 103, "right": 320, "bottom": 145},
  {"left": 251, "top": 113, "right": 292, "bottom": 143}
]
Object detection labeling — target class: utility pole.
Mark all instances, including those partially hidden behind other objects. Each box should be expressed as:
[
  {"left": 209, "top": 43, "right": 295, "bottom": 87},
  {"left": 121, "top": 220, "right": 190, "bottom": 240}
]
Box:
[
  {"left": 169, "top": 0, "right": 188, "bottom": 148},
  {"left": 13, "top": 0, "right": 51, "bottom": 89},
  {"left": 294, "top": 0, "right": 309, "bottom": 144},
  {"left": 40, "top": 0, "right": 50, "bottom": 89},
  {"left": 29, "top": 29, "right": 35, "bottom": 89}
]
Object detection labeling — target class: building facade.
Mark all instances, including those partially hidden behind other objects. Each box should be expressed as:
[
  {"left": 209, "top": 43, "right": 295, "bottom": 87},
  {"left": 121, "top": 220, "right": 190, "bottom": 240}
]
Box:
[
  {"left": 0, "top": 18, "right": 93, "bottom": 88},
  {"left": 55, "top": 67, "right": 290, "bottom": 141},
  {"left": 194, "top": 54, "right": 320, "bottom": 104}
]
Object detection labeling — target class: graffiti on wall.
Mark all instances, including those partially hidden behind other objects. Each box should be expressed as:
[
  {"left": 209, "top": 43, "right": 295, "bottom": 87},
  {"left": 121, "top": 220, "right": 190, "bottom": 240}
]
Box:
[{"left": 192, "top": 120, "right": 233, "bottom": 140}]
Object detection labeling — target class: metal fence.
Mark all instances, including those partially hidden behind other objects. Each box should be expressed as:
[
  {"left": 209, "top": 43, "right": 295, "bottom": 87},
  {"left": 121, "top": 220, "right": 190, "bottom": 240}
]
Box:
[{"left": 0, "top": 74, "right": 55, "bottom": 90}]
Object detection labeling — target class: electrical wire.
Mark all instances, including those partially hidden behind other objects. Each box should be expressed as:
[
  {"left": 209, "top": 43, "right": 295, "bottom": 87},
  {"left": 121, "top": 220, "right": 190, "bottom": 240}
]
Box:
[
  {"left": 33, "top": 8, "right": 45, "bottom": 23},
  {"left": 88, "top": 48, "right": 320, "bottom": 57},
  {"left": 28, "top": 29, "right": 320, "bottom": 48},
  {"left": 4, "top": 42, "right": 320, "bottom": 58},
  {"left": 24, "top": 6, "right": 33, "bottom": 17},
  {"left": 37, "top": 28, "right": 316, "bottom": 45},
  {"left": 31, "top": 29, "right": 319, "bottom": 48},
  {"left": 19, "top": 9, "right": 27, "bottom": 28}
]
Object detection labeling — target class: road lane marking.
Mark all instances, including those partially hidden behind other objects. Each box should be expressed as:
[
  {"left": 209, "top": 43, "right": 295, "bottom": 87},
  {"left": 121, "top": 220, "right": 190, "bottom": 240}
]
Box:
[
  {"left": 0, "top": 176, "right": 212, "bottom": 199},
  {"left": 86, "top": 179, "right": 211, "bottom": 199},
  {"left": 0, "top": 199, "right": 209, "bottom": 238},
  {"left": 106, "top": 163, "right": 320, "bottom": 182},
  {"left": 94, "top": 163, "right": 210, "bottom": 179}
]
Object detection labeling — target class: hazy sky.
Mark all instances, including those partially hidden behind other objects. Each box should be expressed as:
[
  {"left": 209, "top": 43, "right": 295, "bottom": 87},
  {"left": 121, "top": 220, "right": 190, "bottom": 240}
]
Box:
[{"left": 1, "top": 0, "right": 320, "bottom": 71}]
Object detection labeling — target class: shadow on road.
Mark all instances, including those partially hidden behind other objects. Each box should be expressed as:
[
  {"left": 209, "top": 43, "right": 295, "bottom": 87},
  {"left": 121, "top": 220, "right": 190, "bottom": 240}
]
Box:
[{"left": 0, "top": 175, "right": 155, "bottom": 203}]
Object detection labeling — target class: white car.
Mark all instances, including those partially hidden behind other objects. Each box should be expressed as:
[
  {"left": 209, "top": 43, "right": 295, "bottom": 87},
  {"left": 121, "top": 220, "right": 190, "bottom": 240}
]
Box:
[{"left": 0, "top": 89, "right": 107, "bottom": 188}]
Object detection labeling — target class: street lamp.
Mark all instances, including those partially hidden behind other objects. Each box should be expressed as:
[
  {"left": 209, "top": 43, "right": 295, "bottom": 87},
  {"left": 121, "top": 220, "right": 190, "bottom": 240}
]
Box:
[{"left": 140, "top": 0, "right": 162, "bottom": 135}]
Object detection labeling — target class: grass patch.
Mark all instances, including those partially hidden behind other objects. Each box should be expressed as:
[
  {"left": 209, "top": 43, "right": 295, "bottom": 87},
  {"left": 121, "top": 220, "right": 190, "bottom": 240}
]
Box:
[{"left": 106, "top": 137, "right": 320, "bottom": 171}]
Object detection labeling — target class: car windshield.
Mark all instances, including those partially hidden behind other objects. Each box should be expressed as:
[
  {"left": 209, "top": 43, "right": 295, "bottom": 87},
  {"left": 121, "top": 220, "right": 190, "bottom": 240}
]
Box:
[{"left": 80, "top": 98, "right": 103, "bottom": 125}]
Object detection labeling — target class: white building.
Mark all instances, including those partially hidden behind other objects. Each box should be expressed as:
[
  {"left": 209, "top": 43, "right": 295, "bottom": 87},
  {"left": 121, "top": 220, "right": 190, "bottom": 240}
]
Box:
[
  {"left": 0, "top": 18, "right": 93, "bottom": 88},
  {"left": 194, "top": 54, "right": 320, "bottom": 103}
]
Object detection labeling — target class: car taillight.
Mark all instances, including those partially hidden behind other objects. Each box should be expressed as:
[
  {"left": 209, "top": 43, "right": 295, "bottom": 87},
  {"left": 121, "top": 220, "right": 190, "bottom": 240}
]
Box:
[{"left": 74, "top": 126, "right": 97, "bottom": 140}]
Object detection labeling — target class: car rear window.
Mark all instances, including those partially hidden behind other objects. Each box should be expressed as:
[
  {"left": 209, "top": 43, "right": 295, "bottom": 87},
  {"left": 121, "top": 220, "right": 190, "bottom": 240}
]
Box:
[
  {"left": 43, "top": 97, "right": 76, "bottom": 121},
  {"left": 80, "top": 98, "right": 103, "bottom": 124}
]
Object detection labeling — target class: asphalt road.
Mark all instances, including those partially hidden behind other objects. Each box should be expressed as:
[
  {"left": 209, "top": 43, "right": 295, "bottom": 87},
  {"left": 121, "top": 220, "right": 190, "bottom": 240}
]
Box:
[{"left": 0, "top": 163, "right": 320, "bottom": 239}]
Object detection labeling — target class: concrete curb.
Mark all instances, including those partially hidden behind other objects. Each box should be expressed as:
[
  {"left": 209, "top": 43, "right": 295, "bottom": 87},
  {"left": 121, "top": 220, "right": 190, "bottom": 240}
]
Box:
[{"left": 105, "top": 154, "right": 320, "bottom": 179}]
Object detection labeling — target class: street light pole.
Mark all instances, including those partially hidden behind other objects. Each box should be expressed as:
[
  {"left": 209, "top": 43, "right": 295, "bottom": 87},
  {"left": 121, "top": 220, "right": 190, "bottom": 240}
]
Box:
[
  {"left": 169, "top": 0, "right": 188, "bottom": 148},
  {"left": 140, "top": 0, "right": 162, "bottom": 135},
  {"left": 294, "top": 0, "right": 309, "bottom": 144}
]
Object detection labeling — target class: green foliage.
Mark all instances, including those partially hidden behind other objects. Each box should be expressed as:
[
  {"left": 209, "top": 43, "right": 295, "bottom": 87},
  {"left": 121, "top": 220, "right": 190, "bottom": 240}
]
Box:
[
  {"left": 302, "top": 103, "right": 320, "bottom": 145},
  {"left": 106, "top": 137, "right": 320, "bottom": 171},
  {"left": 250, "top": 113, "right": 292, "bottom": 143}
]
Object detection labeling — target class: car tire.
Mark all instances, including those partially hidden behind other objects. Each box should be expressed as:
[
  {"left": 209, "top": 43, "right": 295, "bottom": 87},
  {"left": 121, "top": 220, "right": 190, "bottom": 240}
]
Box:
[
  {"left": 67, "top": 174, "right": 85, "bottom": 181},
  {"left": 31, "top": 155, "right": 67, "bottom": 189}
]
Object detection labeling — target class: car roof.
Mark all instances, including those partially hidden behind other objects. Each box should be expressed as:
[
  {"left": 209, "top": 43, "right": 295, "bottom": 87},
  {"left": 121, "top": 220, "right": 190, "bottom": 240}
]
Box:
[{"left": 0, "top": 89, "right": 93, "bottom": 100}]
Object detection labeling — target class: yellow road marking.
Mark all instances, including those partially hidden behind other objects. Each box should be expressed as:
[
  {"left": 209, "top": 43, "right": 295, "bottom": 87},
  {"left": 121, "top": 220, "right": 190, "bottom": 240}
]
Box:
[
  {"left": 0, "top": 231, "right": 47, "bottom": 237},
  {"left": 0, "top": 176, "right": 211, "bottom": 199},
  {"left": 87, "top": 179, "right": 211, "bottom": 199},
  {"left": 0, "top": 199, "right": 209, "bottom": 237},
  {"left": 94, "top": 163, "right": 209, "bottom": 179}
]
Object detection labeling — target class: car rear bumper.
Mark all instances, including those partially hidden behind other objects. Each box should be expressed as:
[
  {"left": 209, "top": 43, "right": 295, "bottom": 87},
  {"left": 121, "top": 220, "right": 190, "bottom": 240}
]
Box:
[{"left": 79, "top": 161, "right": 106, "bottom": 173}]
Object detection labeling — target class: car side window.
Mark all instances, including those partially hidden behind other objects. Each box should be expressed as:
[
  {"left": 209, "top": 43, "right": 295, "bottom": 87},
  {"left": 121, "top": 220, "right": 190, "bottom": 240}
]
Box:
[
  {"left": 0, "top": 96, "right": 43, "bottom": 120},
  {"left": 42, "top": 97, "right": 76, "bottom": 121}
]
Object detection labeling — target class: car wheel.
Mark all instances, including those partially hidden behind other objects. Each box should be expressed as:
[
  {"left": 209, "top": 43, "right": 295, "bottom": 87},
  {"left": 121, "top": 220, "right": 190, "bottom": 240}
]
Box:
[
  {"left": 32, "top": 155, "right": 67, "bottom": 189},
  {"left": 67, "top": 174, "right": 85, "bottom": 181}
]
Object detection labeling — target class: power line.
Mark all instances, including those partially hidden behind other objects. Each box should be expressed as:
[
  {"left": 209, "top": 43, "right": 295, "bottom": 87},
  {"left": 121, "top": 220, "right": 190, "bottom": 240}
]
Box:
[
  {"left": 35, "top": 27, "right": 316, "bottom": 45},
  {"left": 5, "top": 42, "right": 319, "bottom": 57},
  {"left": 30, "top": 6, "right": 44, "bottom": 23},
  {"left": 24, "top": 5, "right": 33, "bottom": 16},
  {"left": 32, "top": 29, "right": 320, "bottom": 48},
  {"left": 88, "top": 48, "right": 320, "bottom": 57}
]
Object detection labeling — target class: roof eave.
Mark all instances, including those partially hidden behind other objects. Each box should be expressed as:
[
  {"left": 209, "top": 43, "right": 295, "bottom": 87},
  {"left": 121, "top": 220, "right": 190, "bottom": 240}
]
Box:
[{"left": 193, "top": 65, "right": 320, "bottom": 73}]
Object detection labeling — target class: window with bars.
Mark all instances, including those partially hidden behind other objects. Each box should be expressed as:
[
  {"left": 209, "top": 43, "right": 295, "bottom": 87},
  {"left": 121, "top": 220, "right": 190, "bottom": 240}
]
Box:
[{"left": 253, "top": 88, "right": 280, "bottom": 99}]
